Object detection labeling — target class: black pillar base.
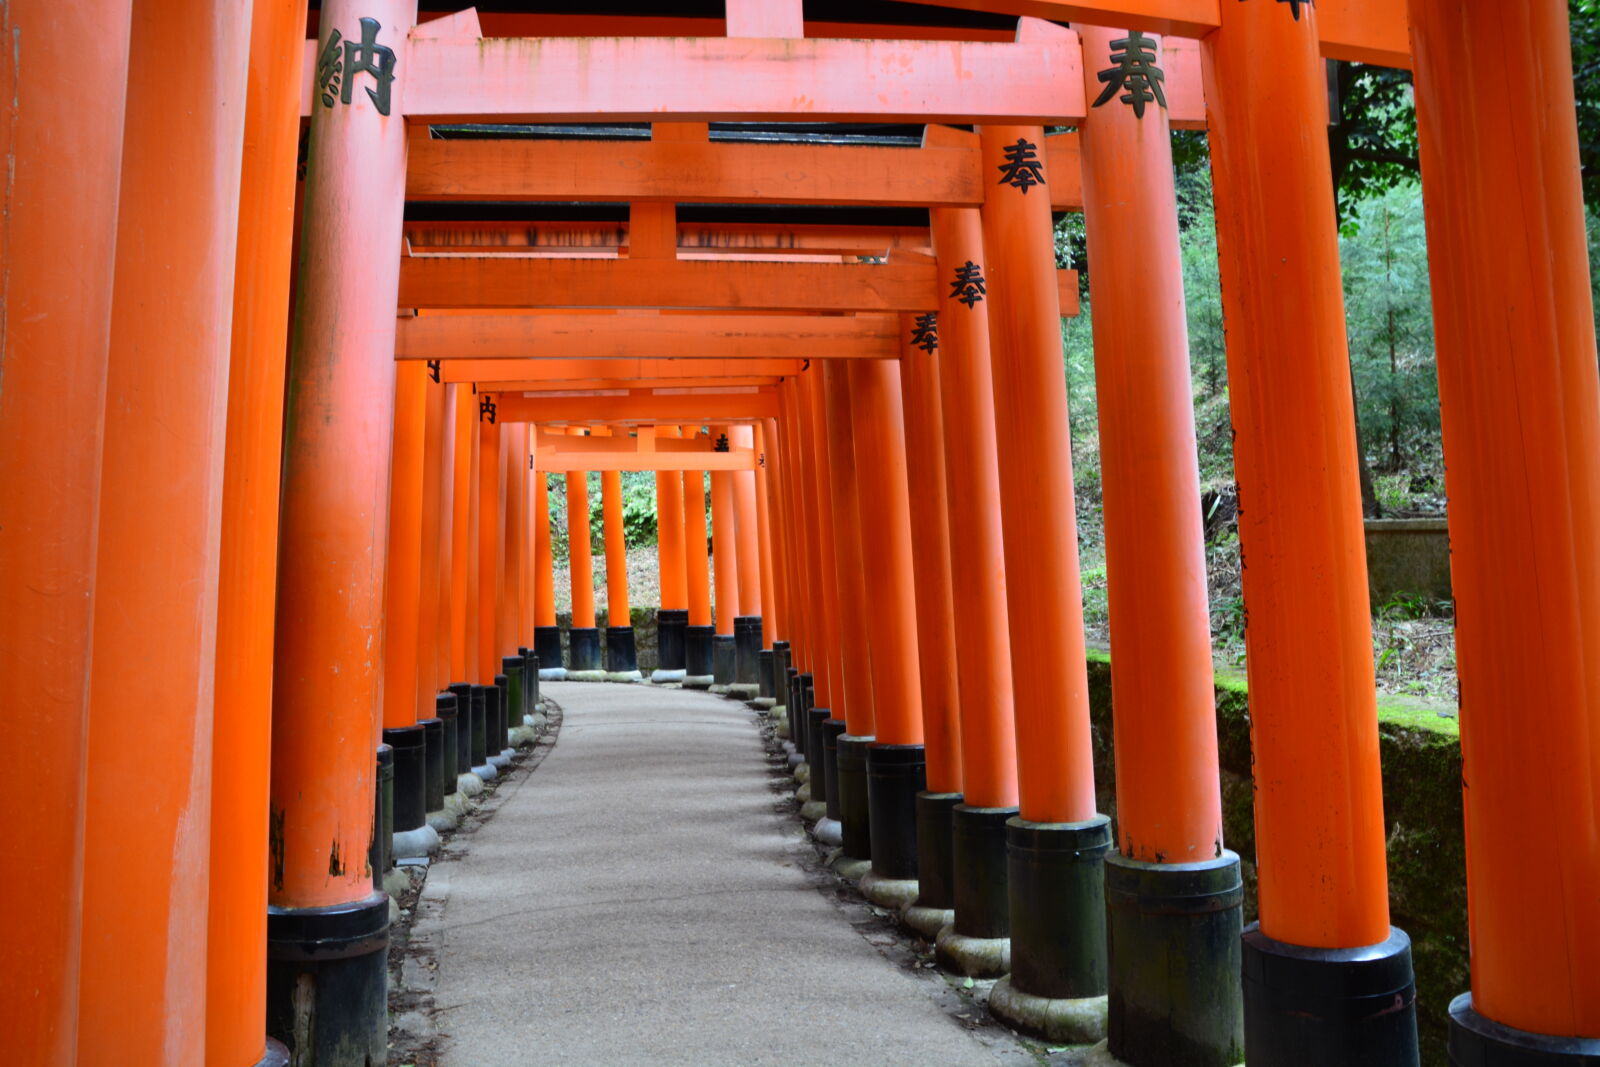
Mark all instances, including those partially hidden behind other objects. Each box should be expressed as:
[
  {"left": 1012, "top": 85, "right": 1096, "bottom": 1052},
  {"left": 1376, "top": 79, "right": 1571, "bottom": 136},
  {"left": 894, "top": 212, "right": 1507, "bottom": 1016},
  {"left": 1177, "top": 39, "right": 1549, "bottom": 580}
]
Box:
[
  {"left": 821, "top": 718, "right": 847, "bottom": 821},
  {"left": 381, "top": 725, "right": 427, "bottom": 835},
  {"left": 786, "top": 668, "right": 802, "bottom": 750},
  {"left": 447, "top": 683, "right": 473, "bottom": 775},
  {"left": 1450, "top": 993, "right": 1600, "bottom": 1064},
  {"left": 501, "top": 656, "right": 524, "bottom": 729},
  {"left": 257, "top": 1037, "right": 290, "bottom": 1066},
  {"left": 685, "top": 624, "right": 715, "bottom": 679},
  {"left": 794, "top": 673, "right": 814, "bottom": 754},
  {"left": 534, "top": 625, "right": 563, "bottom": 676},
  {"left": 1106, "top": 851, "right": 1243, "bottom": 1067},
  {"left": 419, "top": 717, "right": 445, "bottom": 813},
  {"left": 604, "top": 626, "right": 638, "bottom": 673},
  {"left": 266, "top": 892, "right": 390, "bottom": 1067},
  {"left": 469, "top": 685, "right": 488, "bottom": 766},
  {"left": 866, "top": 744, "right": 926, "bottom": 880},
  {"left": 1007, "top": 814, "right": 1112, "bottom": 999},
  {"left": 711, "top": 633, "right": 736, "bottom": 685},
  {"left": 952, "top": 804, "right": 1016, "bottom": 939},
  {"left": 836, "top": 734, "right": 874, "bottom": 859},
  {"left": 523, "top": 649, "right": 540, "bottom": 710},
  {"left": 772, "top": 640, "right": 790, "bottom": 699},
  {"left": 490, "top": 675, "right": 508, "bottom": 752},
  {"left": 568, "top": 626, "right": 601, "bottom": 671},
  {"left": 734, "top": 615, "right": 762, "bottom": 684},
  {"left": 657, "top": 608, "right": 688, "bottom": 672},
  {"left": 915, "top": 791, "right": 962, "bottom": 909},
  {"left": 1243, "top": 923, "right": 1419, "bottom": 1067},
  {"left": 371, "top": 744, "right": 394, "bottom": 889},
  {"left": 805, "top": 705, "right": 830, "bottom": 795},
  {"left": 435, "top": 692, "right": 460, "bottom": 797},
  {"left": 757, "top": 648, "right": 776, "bottom": 699}
]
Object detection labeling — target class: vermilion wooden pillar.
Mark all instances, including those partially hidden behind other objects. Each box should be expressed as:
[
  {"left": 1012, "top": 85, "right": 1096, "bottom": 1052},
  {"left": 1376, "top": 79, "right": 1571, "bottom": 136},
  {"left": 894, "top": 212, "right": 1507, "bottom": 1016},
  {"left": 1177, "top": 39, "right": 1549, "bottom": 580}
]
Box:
[
  {"left": 533, "top": 463, "right": 561, "bottom": 678},
  {"left": 0, "top": 6, "right": 131, "bottom": 1057},
  {"left": 925, "top": 203, "right": 1019, "bottom": 971},
  {"left": 1408, "top": 1, "right": 1600, "bottom": 1057},
  {"left": 755, "top": 418, "right": 787, "bottom": 710},
  {"left": 849, "top": 358, "right": 928, "bottom": 900},
  {"left": 822, "top": 361, "right": 877, "bottom": 869},
  {"left": 1077, "top": 26, "right": 1238, "bottom": 1064},
  {"left": 267, "top": 0, "right": 413, "bottom": 1059},
  {"left": 708, "top": 428, "right": 740, "bottom": 687},
  {"left": 78, "top": 0, "right": 250, "bottom": 1061},
  {"left": 418, "top": 374, "right": 448, "bottom": 704},
  {"left": 681, "top": 460, "right": 716, "bottom": 685},
  {"left": 477, "top": 415, "right": 503, "bottom": 683},
  {"left": 802, "top": 367, "right": 847, "bottom": 835},
  {"left": 600, "top": 458, "right": 641, "bottom": 677},
  {"left": 450, "top": 386, "right": 477, "bottom": 684},
  {"left": 566, "top": 444, "right": 601, "bottom": 673},
  {"left": 207, "top": 1, "right": 306, "bottom": 1062},
  {"left": 1204, "top": 3, "right": 1416, "bottom": 1061},
  {"left": 654, "top": 426, "right": 690, "bottom": 681},
  {"left": 729, "top": 424, "right": 764, "bottom": 687}
]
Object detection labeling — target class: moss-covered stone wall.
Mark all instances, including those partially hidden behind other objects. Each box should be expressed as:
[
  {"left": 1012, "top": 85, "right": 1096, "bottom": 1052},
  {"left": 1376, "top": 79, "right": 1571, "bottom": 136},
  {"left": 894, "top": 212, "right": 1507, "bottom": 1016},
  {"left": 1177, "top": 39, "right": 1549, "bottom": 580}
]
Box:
[{"left": 1085, "top": 650, "right": 1466, "bottom": 1064}]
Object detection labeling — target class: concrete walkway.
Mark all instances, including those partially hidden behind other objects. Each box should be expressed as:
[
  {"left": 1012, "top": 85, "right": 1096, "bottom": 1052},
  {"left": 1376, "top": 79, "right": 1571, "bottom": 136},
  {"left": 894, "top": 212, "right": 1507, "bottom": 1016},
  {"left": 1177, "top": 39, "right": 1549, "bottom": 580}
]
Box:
[{"left": 418, "top": 681, "right": 1034, "bottom": 1067}]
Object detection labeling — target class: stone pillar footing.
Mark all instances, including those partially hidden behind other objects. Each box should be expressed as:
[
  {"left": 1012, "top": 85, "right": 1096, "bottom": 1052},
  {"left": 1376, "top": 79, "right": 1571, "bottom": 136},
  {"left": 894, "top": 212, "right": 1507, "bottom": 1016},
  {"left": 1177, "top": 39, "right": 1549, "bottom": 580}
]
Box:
[
  {"left": 257, "top": 1037, "right": 291, "bottom": 1067},
  {"left": 865, "top": 743, "right": 926, "bottom": 882},
  {"left": 1007, "top": 814, "right": 1112, "bottom": 1000},
  {"left": 266, "top": 892, "right": 389, "bottom": 1066},
  {"left": 1243, "top": 924, "right": 1419, "bottom": 1066},
  {"left": 1106, "top": 851, "right": 1244, "bottom": 1067},
  {"left": 989, "top": 975, "right": 1109, "bottom": 1046},
  {"left": 952, "top": 804, "right": 1016, "bottom": 939},
  {"left": 934, "top": 922, "right": 1010, "bottom": 978},
  {"left": 901, "top": 903, "right": 954, "bottom": 941},
  {"left": 1448, "top": 994, "right": 1600, "bottom": 1065},
  {"left": 829, "top": 850, "right": 871, "bottom": 882},
  {"left": 392, "top": 823, "right": 440, "bottom": 859},
  {"left": 859, "top": 870, "right": 920, "bottom": 911},
  {"left": 913, "top": 791, "right": 962, "bottom": 913},
  {"left": 812, "top": 815, "right": 843, "bottom": 847}
]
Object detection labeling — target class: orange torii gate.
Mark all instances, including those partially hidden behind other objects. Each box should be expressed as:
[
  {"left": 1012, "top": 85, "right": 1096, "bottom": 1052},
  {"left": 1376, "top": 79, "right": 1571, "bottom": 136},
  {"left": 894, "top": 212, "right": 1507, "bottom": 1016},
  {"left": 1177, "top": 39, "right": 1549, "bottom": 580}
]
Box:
[{"left": 8, "top": 2, "right": 1600, "bottom": 1066}]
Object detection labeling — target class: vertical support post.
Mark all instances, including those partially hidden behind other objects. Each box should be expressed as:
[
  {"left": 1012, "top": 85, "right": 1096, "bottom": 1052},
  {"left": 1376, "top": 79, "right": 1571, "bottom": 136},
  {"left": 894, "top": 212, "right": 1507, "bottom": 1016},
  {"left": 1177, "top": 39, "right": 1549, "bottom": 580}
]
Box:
[
  {"left": 682, "top": 457, "right": 715, "bottom": 686},
  {"left": 266, "top": 1, "right": 413, "bottom": 1059},
  {"left": 849, "top": 358, "right": 928, "bottom": 904},
  {"left": 601, "top": 461, "right": 639, "bottom": 678},
  {"left": 533, "top": 454, "right": 561, "bottom": 680},
  {"left": 450, "top": 386, "right": 476, "bottom": 684},
  {"left": 926, "top": 200, "right": 1018, "bottom": 973},
  {"left": 429, "top": 378, "right": 460, "bottom": 812},
  {"left": 1203, "top": 3, "right": 1416, "bottom": 1062},
  {"left": 654, "top": 426, "right": 690, "bottom": 680},
  {"left": 208, "top": 0, "right": 306, "bottom": 1061},
  {"left": 0, "top": 5, "right": 132, "bottom": 1059},
  {"left": 78, "top": 0, "right": 250, "bottom": 1061},
  {"left": 1076, "top": 26, "right": 1239, "bottom": 1064},
  {"left": 474, "top": 413, "right": 505, "bottom": 772},
  {"left": 802, "top": 369, "right": 846, "bottom": 834},
  {"left": 822, "top": 362, "right": 877, "bottom": 871},
  {"left": 1407, "top": 0, "right": 1600, "bottom": 1058},
  {"left": 730, "top": 424, "right": 764, "bottom": 689},
  {"left": 754, "top": 419, "right": 784, "bottom": 710},
  {"left": 708, "top": 428, "right": 740, "bottom": 688},
  {"left": 566, "top": 444, "right": 601, "bottom": 674}
]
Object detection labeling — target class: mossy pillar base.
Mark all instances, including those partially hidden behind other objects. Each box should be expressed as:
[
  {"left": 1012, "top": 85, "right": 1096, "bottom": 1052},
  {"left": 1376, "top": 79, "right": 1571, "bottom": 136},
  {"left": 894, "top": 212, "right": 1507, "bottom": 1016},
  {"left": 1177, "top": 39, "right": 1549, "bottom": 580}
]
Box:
[
  {"left": 711, "top": 634, "right": 736, "bottom": 686},
  {"left": 1448, "top": 994, "right": 1600, "bottom": 1065},
  {"left": 684, "top": 624, "right": 715, "bottom": 686},
  {"left": 501, "top": 657, "right": 524, "bottom": 729},
  {"left": 952, "top": 804, "right": 1015, "bottom": 939},
  {"left": 489, "top": 676, "right": 509, "bottom": 757},
  {"left": 866, "top": 744, "right": 926, "bottom": 881},
  {"left": 1106, "top": 852, "right": 1243, "bottom": 1067},
  {"left": 418, "top": 717, "right": 445, "bottom": 814},
  {"left": 836, "top": 734, "right": 875, "bottom": 861},
  {"left": 821, "top": 718, "right": 847, "bottom": 821},
  {"left": 468, "top": 685, "right": 488, "bottom": 768},
  {"left": 1243, "top": 924, "right": 1419, "bottom": 1067},
  {"left": 1008, "top": 815, "right": 1112, "bottom": 999},
  {"left": 806, "top": 707, "right": 831, "bottom": 802},
  {"left": 568, "top": 626, "right": 601, "bottom": 672},
  {"left": 733, "top": 615, "right": 762, "bottom": 685},
  {"left": 915, "top": 791, "right": 962, "bottom": 909},
  {"left": 604, "top": 626, "right": 638, "bottom": 675},
  {"left": 655, "top": 608, "right": 688, "bottom": 680},
  {"left": 434, "top": 693, "right": 459, "bottom": 798},
  {"left": 447, "top": 683, "right": 472, "bottom": 775},
  {"left": 534, "top": 625, "right": 564, "bottom": 679},
  {"left": 786, "top": 669, "right": 804, "bottom": 752},
  {"left": 757, "top": 648, "right": 776, "bottom": 700},
  {"left": 265, "top": 892, "right": 390, "bottom": 1067}
]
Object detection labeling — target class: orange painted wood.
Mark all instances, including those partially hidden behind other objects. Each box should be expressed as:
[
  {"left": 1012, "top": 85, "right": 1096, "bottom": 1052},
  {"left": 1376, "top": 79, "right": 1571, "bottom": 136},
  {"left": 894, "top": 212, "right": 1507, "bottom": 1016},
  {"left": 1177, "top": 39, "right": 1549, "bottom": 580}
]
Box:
[
  {"left": 627, "top": 201, "right": 677, "bottom": 260},
  {"left": 802, "top": 370, "right": 845, "bottom": 712},
  {"left": 399, "top": 313, "right": 901, "bottom": 362},
  {"left": 1204, "top": 0, "right": 1390, "bottom": 948},
  {"left": 849, "top": 360, "right": 925, "bottom": 747},
  {"left": 465, "top": 410, "right": 482, "bottom": 676},
  {"left": 438, "top": 357, "right": 804, "bottom": 382},
  {"left": 683, "top": 462, "right": 714, "bottom": 629},
  {"left": 383, "top": 361, "right": 429, "bottom": 728},
  {"left": 425, "top": 379, "right": 455, "bottom": 694},
  {"left": 930, "top": 205, "right": 1018, "bottom": 809},
  {"left": 601, "top": 466, "right": 631, "bottom": 624},
  {"left": 494, "top": 377, "right": 784, "bottom": 393},
  {"left": 398, "top": 25, "right": 1086, "bottom": 123},
  {"left": 979, "top": 124, "right": 1098, "bottom": 824},
  {"left": 730, "top": 425, "right": 764, "bottom": 619},
  {"left": 206, "top": 0, "right": 305, "bottom": 1058},
  {"left": 709, "top": 437, "right": 739, "bottom": 636},
  {"left": 565, "top": 453, "right": 597, "bottom": 631},
  {"left": 79, "top": 0, "right": 250, "bottom": 1058},
  {"left": 503, "top": 424, "right": 527, "bottom": 656},
  {"left": 497, "top": 391, "right": 780, "bottom": 424},
  {"left": 477, "top": 417, "right": 504, "bottom": 682},
  {"left": 416, "top": 377, "right": 447, "bottom": 701},
  {"left": 533, "top": 463, "right": 556, "bottom": 629},
  {"left": 0, "top": 3, "right": 129, "bottom": 1054},
  {"left": 1078, "top": 26, "right": 1221, "bottom": 863},
  {"left": 449, "top": 385, "right": 476, "bottom": 679},
  {"left": 1409, "top": 0, "right": 1600, "bottom": 1034},
  {"left": 822, "top": 362, "right": 877, "bottom": 739},
  {"left": 754, "top": 421, "right": 782, "bottom": 647},
  {"left": 774, "top": 390, "right": 810, "bottom": 672},
  {"left": 655, "top": 428, "right": 689, "bottom": 611},
  {"left": 406, "top": 220, "right": 929, "bottom": 256},
  {"left": 726, "top": 0, "right": 803, "bottom": 37},
  {"left": 898, "top": 316, "right": 964, "bottom": 795},
  {"left": 399, "top": 256, "right": 941, "bottom": 311}
]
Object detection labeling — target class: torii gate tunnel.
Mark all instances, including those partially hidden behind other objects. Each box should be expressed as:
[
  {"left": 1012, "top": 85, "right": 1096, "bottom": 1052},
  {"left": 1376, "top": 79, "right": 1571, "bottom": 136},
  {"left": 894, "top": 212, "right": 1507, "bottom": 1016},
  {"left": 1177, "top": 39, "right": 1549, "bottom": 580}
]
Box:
[{"left": 2, "top": 1, "right": 1597, "bottom": 1065}]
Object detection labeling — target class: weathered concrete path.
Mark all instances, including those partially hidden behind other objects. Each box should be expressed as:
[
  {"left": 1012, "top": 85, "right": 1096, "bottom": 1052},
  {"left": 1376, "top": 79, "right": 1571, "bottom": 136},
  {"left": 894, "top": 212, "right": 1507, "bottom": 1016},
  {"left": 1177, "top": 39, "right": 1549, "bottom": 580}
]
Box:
[{"left": 420, "top": 681, "right": 1033, "bottom": 1066}]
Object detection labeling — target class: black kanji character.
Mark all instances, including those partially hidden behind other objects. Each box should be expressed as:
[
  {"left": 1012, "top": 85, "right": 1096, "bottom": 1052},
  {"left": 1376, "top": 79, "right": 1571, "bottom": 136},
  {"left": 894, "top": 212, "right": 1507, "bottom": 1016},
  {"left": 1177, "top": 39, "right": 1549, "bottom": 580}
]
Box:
[
  {"left": 909, "top": 312, "right": 939, "bottom": 353},
  {"left": 1273, "top": 0, "right": 1313, "bottom": 21},
  {"left": 1093, "top": 30, "right": 1167, "bottom": 118},
  {"left": 479, "top": 395, "right": 496, "bottom": 424},
  {"left": 950, "top": 262, "right": 986, "bottom": 308},
  {"left": 996, "top": 138, "right": 1046, "bottom": 193},
  {"left": 713, "top": 433, "right": 730, "bottom": 453},
  {"left": 318, "top": 17, "right": 397, "bottom": 116},
  {"left": 427, "top": 359, "right": 441, "bottom": 383}
]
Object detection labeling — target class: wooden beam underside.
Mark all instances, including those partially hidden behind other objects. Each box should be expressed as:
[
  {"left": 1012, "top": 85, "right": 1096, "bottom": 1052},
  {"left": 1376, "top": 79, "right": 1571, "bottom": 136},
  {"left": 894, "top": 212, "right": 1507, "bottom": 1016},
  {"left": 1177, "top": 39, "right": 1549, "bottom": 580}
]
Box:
[
  {"left": 496, "top": 390, "right": 780, "bottom": 423},
  {"left": 399, "top": 314, "right": 901, "bottom": 362},
  {"left": 438, "top": 357, "right": 803, "bottom": 383},
  {"left": 404, "top": 222, "right": 932, "bottom": 257}
]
